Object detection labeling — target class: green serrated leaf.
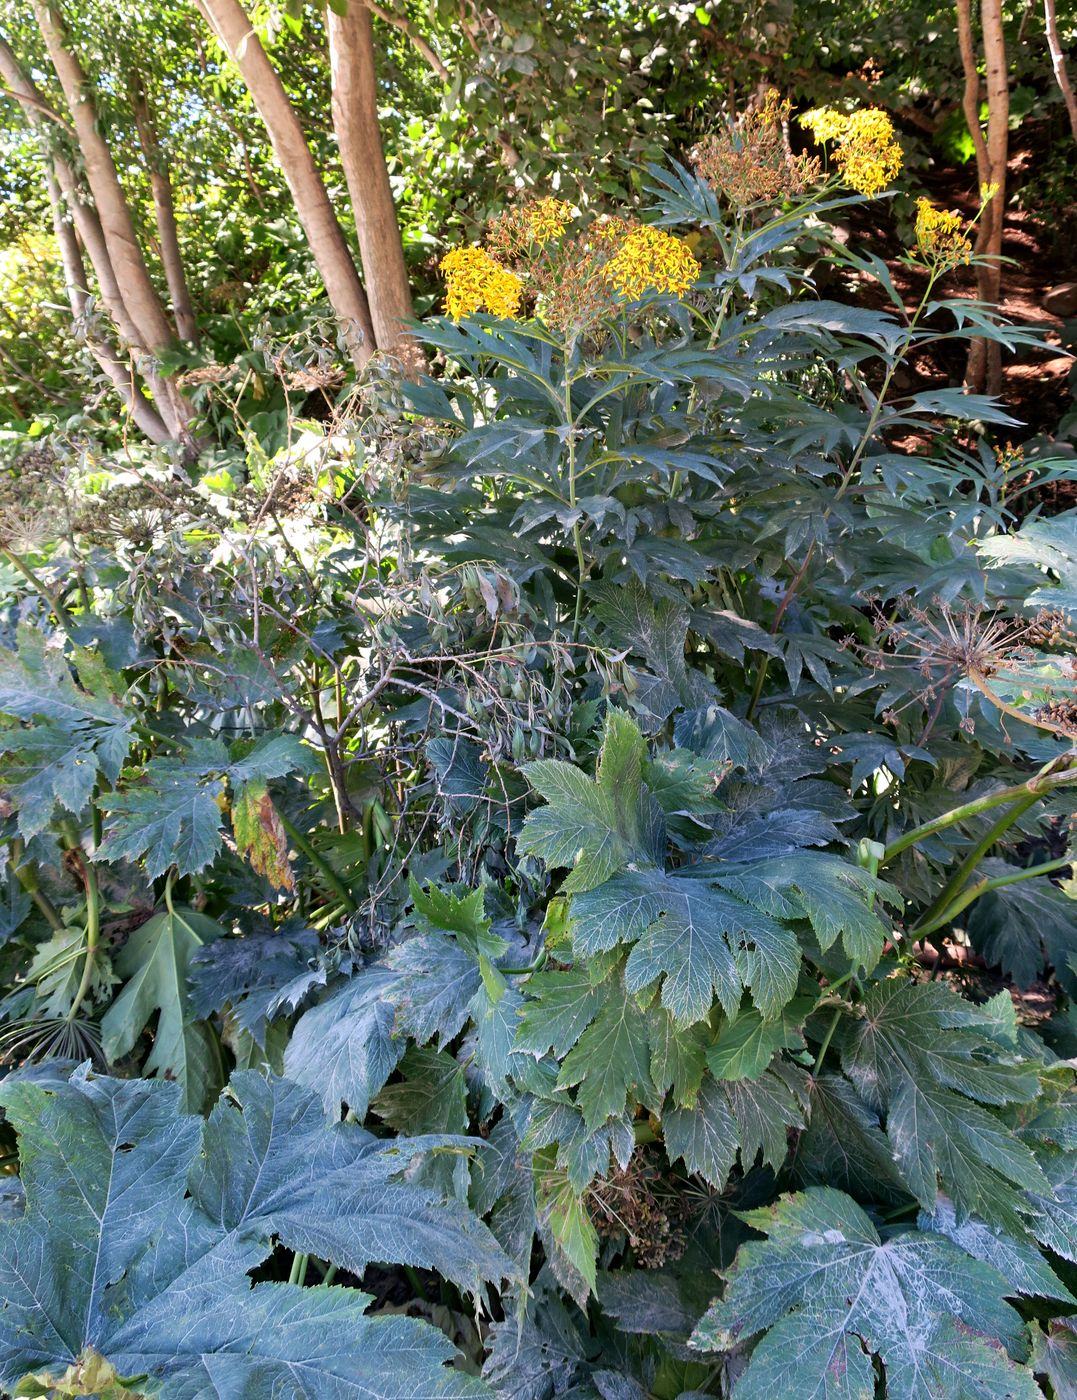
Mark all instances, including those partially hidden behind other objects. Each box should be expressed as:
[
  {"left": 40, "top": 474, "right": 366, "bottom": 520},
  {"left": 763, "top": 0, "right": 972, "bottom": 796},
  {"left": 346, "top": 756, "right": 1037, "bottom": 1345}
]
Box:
[
  {"left": 0, "top": 1071, "right": 504, "bottom": 1396},
  {"left": 518, "top": 709, "right": 664, "bottom": 893},
  {"left": 691, "top": 1187, "right": 1039, "bottom": 1400},
  {"left": 100, "top": 905, "right": 223, "bottom": 1111}
]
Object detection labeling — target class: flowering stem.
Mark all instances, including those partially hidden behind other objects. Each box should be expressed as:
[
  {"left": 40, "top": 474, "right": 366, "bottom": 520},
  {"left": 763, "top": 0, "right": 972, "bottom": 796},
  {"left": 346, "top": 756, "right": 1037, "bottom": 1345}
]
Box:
[{"left": 564, "top": 347, "right": 588, "bottom": 642}]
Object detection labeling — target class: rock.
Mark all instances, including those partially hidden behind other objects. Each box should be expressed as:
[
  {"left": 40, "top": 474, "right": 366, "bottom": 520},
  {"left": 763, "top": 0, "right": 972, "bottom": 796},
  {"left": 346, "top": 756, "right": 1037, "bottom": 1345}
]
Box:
[{"left": 1044, "top": 283, "right": 1077, "bottom": 318}]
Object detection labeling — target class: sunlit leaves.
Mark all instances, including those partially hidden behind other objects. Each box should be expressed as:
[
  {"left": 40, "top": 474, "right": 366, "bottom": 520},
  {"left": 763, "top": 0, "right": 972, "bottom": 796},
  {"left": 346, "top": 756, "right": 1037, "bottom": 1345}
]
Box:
[{"left": 518, "top": 709, "right": 665, "bottom": 893}]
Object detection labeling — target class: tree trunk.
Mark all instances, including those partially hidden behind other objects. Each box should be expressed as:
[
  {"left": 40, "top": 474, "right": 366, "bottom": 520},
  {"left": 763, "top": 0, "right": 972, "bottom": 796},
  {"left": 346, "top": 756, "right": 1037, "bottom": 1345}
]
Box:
[
  {"left": 46, "top": 169, "right": 172, "bottom": 444},
  {"left": 328, "top": 2, "right": 415, "bottom": 359},
  {"left": 196, "top": 0, "right": 375, "bottom": 368},
  {"left": 130, "top": 74, "right": 200, "bottom": 344},
  {"left": 0, "top": 34, "right": 176, "bottom": 445},
  {"left": 956, "top": 0, "right": 1008, "bottom": 395},
  {"left": 1045, "top": 0, "right": 1077, "bottom": 145},
  {"left": 29, "top": 0, "right": 178, "bottom": 358}
]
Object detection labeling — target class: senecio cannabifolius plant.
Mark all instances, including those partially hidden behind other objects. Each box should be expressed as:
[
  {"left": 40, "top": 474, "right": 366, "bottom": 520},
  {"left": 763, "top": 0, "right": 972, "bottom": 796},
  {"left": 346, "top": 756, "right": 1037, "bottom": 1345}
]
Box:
[{"left": 0, "top": 93, "right": 1074, "bottom": 1400}]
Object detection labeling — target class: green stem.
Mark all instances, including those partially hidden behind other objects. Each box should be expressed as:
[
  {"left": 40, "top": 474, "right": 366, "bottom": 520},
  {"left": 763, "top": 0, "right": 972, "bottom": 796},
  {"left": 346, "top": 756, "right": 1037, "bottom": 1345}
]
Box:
[
  {"left": 916, "top": 793, "right": 1038, "bottom": 933},
  {"left": 0, "top": 542, "right": 78, "bottom": 638},
  {"left": 882, "top": 760, "right": 1077, "bottom": 864},
  {"left": 11, "top": 842, "right": 63, "bottom": 931},
  {"left": 288, "top": 1252, "right": 309, "bottom": 1287},
  {"left": 912, "top": 855, "right": 1073, "bottom": 941},
  {"left": 813, "top": 1005, "right": 846, "bottom": 1074},
  {"left": 65, "top": 847, "right": 101, "bottom": 1026},
  {"left": 563, "top": 350, "right": 589, "bottom": 643},
  {"left": 279, "top": 813, "right": 358, "bottom": 914}
]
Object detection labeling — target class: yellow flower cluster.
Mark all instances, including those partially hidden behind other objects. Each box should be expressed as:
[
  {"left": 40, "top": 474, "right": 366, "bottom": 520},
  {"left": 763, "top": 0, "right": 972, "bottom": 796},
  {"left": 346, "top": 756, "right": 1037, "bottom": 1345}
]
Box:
[
  {"left": 523, "top": 197, "right": 573, "bottom": 243},
  {"left": 439, "top": 246, "right": 523, "bottom": 320},
  {"left": 800, "top": 105, "right": 903, "bottom": 196},
  {"left": 601, "top": 225, "right": 700, "bottom": 301},
  {"left": 914, "top": 198, "right": 972, "bottom": 266}
]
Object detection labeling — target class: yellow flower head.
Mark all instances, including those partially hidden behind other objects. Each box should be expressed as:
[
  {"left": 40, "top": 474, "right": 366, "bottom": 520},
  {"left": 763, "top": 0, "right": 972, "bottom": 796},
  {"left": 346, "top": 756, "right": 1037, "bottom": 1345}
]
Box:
[
  {"left": 800, "top": 106, "right": 850, "bottom": 144},
  {"left": 439, "top": 245, "right": 522, "bottom": 320},
  {"left": 523, "top": 197, "right": 574, "bottom": 243},
  {"left": 799, "top": 105, "right": 903, "bottom": 196},
  {"left": 980, "top": 181, "right": 1000, "bottom": 205},
  {"left": 914, "top": 198, "right": 972, "bottom": 267},
  {"left": 601, "top": 225, "right": 700, "bottom": 301}
]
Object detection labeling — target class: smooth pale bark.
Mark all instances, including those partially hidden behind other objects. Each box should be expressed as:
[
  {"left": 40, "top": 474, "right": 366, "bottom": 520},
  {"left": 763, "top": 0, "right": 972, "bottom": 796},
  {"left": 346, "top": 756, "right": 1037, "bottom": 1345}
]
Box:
[
  {"left": 328, "top": 2, "right": 414, "bottom": 356},
  {"left": 131, "top": 75, "right": 200, "bottom": 343},
  {"left": 196, "top": 0, "right": 375, "bottom": 367},
  {"left": 46, "top": 171, "right": 172, "bottom": 442},
  {"left": 1045, "top": 0, "right": 1077, "bottom": 145},
  {"left": 955, "top": 0, "right": 1008, "bottom": 395},
  {"left": 29, "top": 0, "right": 177, "bottom": 357},
  {"left": 0, "top": 35, "right": 172, "bottom": 443}
]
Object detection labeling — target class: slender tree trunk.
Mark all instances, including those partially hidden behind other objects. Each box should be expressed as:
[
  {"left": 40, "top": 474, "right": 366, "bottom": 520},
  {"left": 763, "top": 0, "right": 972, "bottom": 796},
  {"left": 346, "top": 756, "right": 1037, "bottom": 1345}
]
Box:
[
  {"left": 29, "top": 0, "right": 177, "bottom": 357},
  {"left": 47, "top": 170, "right": 172, "bottom": 443},
  {"left": 328, "top": 2, "right": 415, "bottom": 359},
  {"left": 196, "top": 0, "right": 375, "bottom": 368},
  {"left": 130, "top": 74, "right": 200, "bottom": 344},
  {"left": 0, "top": 34, "right": 174, "bottom": 445},
  {"left": 1045, "top": 0, "right": 1077, "bottom": 145},
  {"left": 25, "top": 5, "right": 203, "bottom": 453},
  {"left": 956, "top": 0, "right": 1008, "bottom": 395}
]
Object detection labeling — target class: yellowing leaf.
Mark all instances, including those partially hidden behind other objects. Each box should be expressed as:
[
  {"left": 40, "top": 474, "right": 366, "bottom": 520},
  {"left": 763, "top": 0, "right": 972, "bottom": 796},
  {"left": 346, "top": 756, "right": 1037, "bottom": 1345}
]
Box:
[{"left": 232, "top": 779, "right": 293, "bottom": 890}]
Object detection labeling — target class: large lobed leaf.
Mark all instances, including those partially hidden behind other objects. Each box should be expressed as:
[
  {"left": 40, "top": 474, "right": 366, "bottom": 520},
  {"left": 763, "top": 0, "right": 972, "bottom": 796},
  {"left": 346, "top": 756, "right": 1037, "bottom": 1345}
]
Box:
[
  {"left": 691, "top": 1188, "right": 1042, "bottom": 1400},
  {"left": 0, "top": 1069, "right": 510, "bottom": 1398}
]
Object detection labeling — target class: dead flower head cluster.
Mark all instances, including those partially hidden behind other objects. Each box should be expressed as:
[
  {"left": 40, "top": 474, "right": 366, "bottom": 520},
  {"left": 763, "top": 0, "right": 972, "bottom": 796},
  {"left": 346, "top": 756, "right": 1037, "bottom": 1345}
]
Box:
[
  {"left": 691, "top": 89, "right": 822, "bottom": 206},
  {"left": 870, "top": 599, "right": 1077, "bottom": 738}
]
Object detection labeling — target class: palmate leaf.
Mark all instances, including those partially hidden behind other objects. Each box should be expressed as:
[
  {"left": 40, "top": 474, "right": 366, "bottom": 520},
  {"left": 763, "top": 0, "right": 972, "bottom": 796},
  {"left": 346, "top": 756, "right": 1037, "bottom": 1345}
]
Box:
[
  {"left": 0, "top": 627, "right": 132, "bottom": 838},
  {"left": 518, "top": 709, "right": 665, "bottom": 894},
  {"left": 714, "top": 853, "right": 897, "bottom": 972},
  {"left": 0, "top": 1070, "right": 505, "bottom": 1398},
  {"left": 663, "top": 1065, "right": 807, "bottom": 1187},
  {"left": 100, "top": 905, "right": 223, "bottom": 1113},
  {"left": 590, "top": 579, "right": 713, "bottom": 723},
  {"left": 967, "top": 866, "right": 1077, "bottom": 995},
  {"left": 555, "top": 968, "right": 658, "bottom": 1132},
  {"left": 839, "top": 979, "right": 1047, "bottom": 1220},
  {"left": 570, "top": 869, "right": 800, "bottom": 1025},
  {"left": 283, "top": 966, "right": 404, "bottom": 1117},
  {"left": 691, "top": 1188, "right": 1040, "bottom": 1400},
  {"left": 96, "top": 733, "right": 313, "bottom": 879}
]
